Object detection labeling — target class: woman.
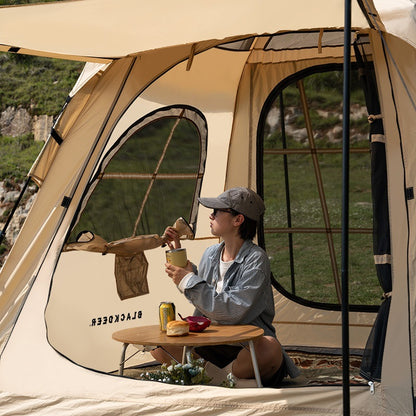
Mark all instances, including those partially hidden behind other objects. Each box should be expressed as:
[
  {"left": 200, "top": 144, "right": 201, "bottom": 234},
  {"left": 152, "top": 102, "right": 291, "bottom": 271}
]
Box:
[{"left": 152, "top": 187, "right": 298, "bottom": 386}]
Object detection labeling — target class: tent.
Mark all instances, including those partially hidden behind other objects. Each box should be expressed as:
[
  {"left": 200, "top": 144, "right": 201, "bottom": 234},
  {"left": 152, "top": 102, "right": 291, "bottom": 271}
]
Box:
[{"left": 0, "top": 0, "right": 415, "bottom": 414}]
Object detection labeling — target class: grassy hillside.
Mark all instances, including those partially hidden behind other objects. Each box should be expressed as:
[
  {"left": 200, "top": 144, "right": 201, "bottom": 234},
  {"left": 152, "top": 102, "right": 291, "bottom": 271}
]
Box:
[
  {"left": 0, "top": 54, "right": 83, "bottom": 180},
  {"left": 0, "top": 134, "right": 43, "bottom": 180},
  {"left": 0, "top": 53, "right": 83, "bottom": 116}
]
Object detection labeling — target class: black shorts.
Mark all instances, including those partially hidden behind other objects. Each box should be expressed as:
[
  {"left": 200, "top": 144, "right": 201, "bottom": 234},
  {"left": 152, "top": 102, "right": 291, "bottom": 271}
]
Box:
[
  {"left": 263, "top": 358, "right": 288, "bottom": 387},
  {"left": 194, "top": 344, "right": 288, "bottom": 387}
]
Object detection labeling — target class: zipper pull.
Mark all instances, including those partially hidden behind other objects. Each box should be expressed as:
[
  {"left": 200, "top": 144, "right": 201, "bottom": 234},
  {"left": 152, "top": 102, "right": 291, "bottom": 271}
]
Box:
[{"left": 368, "top": 381, "right": 375, "bottom": 394}]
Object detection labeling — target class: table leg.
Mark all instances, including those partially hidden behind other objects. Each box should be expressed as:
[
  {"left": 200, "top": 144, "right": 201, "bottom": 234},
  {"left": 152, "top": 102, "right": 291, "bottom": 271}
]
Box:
[
  {"left": 119, "top": 343, "right": 129, "bottom": 376},
  {"left": 248, "top": 340, "right": 263, "bottom": 388},
  {"left": 182, "top": 346, "right": 192, "bottom": 364}
]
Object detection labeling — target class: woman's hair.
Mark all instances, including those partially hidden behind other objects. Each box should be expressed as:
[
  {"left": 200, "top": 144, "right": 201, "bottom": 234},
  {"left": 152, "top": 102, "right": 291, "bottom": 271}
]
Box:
[{"left": 229, "top": 209, "right": 258, "bottom": 240}]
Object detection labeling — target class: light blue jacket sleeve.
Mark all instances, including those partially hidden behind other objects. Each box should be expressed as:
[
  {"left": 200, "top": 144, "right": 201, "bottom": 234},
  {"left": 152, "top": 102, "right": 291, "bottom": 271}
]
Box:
[{"left": 183, "top": 241, "right": 274, "bottom": 328}]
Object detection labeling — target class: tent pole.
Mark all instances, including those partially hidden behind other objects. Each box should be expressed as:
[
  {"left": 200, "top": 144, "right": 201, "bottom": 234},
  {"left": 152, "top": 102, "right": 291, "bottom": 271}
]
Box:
[
  {"left": 0, "top": 177, "right": 31, "bottom": 246},
  {"left": 279, "top": 93, "right": 296, "bottom": 293},
  {"left": 342, "top": 0, "right": 351, "bottom": 415}
]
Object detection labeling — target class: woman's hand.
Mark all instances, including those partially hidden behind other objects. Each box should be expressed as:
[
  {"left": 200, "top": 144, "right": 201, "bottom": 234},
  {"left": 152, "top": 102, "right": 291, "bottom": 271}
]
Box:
[
  {"left": 165, "top": 261, "right": 193, "bottom": 285},
  {"left": 164, "top": 227, "right": 181, "bottom": 250}
]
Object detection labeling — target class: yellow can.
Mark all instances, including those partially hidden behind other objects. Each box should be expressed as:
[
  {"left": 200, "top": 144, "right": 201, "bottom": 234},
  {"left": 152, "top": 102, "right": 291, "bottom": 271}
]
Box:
[
  {"left": 165, "top": 248, "right": 187, "bottom": 267},
  {"left": 159, "top": 302, "right": 175, "bottom": 331}
]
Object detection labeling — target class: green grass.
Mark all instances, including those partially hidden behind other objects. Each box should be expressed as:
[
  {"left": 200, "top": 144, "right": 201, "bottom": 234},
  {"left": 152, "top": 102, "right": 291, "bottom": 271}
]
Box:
[
  {"left": 0, "top": 53, "right": 83, "bottom": 115},
  {"left": 0, "top": 134, "right": 43, "bottom": 181},
  {"left": 263, "top": 147, "right": 380, "bottom": 305}
]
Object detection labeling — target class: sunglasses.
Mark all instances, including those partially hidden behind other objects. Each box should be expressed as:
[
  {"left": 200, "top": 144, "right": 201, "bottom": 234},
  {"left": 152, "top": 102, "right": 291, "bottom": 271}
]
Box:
[{"left": 212, "top": 208, "right": 235, "bottom": 217}]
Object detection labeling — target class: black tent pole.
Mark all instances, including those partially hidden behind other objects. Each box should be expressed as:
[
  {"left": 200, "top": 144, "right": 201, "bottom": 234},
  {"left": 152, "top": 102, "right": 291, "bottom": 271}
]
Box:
[
  {"left": 342, "top": 0, "right": 351, "bottom": 415},
  {"left": 0, "top": 177, "right": 31, "bottom": 246},
  {"left": 279, "top": 93, "right": 296, "bottom": 293}
]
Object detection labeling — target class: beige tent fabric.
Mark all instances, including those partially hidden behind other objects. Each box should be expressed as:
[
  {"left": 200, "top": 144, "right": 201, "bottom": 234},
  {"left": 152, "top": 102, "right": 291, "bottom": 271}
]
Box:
[
  {"left": 371, "top": 31, "right": 416, "bottom": 414},
  {"left": 273, "top": 289, "right": 375, "bottom": 350},
  {"left": 385, "top": 35, "right": 416, "bottom": 396},
  {"left": 373, "top": 0, "right": 416, "bottom": 48},
  {"left": 29, "top": 66, "right": 105, "bottom": 186},
  {"left": 0, "top": 386, "right": 384, "bottom": 416},
  {"left": 0, "top": 0, "right": 369, "bottom": 61}
]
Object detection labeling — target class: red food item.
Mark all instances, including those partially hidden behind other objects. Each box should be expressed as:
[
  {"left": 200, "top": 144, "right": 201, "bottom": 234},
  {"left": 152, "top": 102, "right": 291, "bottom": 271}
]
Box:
[{"left": 178, "top": 313, "right": 211, "bottom": 332}]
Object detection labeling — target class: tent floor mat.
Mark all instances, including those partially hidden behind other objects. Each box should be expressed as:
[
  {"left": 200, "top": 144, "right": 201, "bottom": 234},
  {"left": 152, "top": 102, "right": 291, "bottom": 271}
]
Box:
[
  {"left": 116, "top": 350, "right": 367, "bottom": 387},
  {"left": 285, "top": 350, "right": 365, "bottom": 386}
]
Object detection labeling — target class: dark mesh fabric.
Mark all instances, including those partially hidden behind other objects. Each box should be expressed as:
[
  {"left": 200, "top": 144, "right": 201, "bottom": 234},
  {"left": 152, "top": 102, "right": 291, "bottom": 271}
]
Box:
[{"left": 355, "top": 42, "right": 392, "bottom": 382}]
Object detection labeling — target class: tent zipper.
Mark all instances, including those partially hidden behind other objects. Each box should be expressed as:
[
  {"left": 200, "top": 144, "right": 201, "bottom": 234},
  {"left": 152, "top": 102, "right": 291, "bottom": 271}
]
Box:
[{"left": 368, "top": 381, "right": 375, "bottom": 394}]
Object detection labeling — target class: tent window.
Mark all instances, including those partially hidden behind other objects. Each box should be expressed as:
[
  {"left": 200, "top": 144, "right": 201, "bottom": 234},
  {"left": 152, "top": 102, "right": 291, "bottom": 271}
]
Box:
[
  {"left": 217, "top": 37, "right": 255, "bottom": 51},
  {"left": 259, "top": 66, "right": 382, "bottom": 307},
  {"left": 265, "top": 31, "right": 369, "bottom": 51},
  {"left": 69, "top": 107, "right": 207, "bottom": 243}
]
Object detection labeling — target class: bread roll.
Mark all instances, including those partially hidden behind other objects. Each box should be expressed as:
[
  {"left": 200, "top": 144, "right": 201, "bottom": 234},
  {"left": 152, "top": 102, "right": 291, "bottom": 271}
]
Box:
[{"left": 166, "top": 320, "right": 189, "bottom": 336}]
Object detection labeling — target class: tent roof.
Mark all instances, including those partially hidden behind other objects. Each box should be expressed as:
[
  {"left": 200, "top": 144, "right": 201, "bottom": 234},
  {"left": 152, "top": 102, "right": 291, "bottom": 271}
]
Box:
[
  {"left": 374, "top": 0, "right": 416, "bottom": 48},
  {"left": 0, "top": 0, "right": 371, "bottom": 62}
]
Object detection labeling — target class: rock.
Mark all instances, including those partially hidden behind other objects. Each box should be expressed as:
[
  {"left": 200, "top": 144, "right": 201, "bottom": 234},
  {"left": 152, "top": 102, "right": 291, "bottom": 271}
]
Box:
[
  {"left": 0, "top": 107, "right": 52, "bottom": 141},
  {"left": 285, "top": 107, "right": 300, "bottom": 125},
  {"left": 327, "top": 125, "right": 343, "bottom": 142},
  {"left": 265, "top": 106, "right": 280, "bottom": 130},
  {"left": 316, "top": 109, "right": 329, "bottom": 118},
  {"left": 0, "top": 106, "right": 32, "bottom": 137},
  {"left": 3, "top": 191, "right": 20, "bottom": 203},
  {"left": 351, "top": 104, "right": 368, "bottom": 120},
  {"left": 291, "top": 128, "right": 308, "bottom": 141},
  {"left": 351, "top": 132, "right": 368, "bottom": 142},
  {"left": 33, "top": 114, "right": 53, "bottom": 142}
]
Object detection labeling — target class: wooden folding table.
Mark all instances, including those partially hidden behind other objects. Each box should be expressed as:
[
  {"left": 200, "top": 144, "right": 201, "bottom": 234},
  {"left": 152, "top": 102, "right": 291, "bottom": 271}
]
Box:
[{"left": 112, "top": 324, "right": 264, "bottom": 387}]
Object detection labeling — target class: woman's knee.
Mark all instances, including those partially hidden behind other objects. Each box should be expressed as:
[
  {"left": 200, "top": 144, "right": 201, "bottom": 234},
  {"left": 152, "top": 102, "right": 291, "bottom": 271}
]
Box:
[
  {"left": 255, "top": 336, "right": 283, "bottom": 368},
  {"left": 150, "top": 347, "right": 164, "bottom": 362},
  {"left": 232, "top": 336, "right": 283, "bottom": 379},
  {"left": 150, "top": 346, "right": 183, "bottom": 364}
]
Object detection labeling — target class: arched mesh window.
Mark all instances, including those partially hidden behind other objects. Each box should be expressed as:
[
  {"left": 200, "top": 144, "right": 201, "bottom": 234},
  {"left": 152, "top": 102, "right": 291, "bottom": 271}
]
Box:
[
  {"left": 69, "top": 106, "right": 207, "bottom": 243},
  {"left": 258, "top": 65, "right": 382, "bottom": 308}
]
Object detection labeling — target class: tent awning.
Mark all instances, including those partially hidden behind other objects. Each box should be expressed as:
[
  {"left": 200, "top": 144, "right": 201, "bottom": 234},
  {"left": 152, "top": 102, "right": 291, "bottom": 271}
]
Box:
[{"left": 0, "top": 0, "right": 370, "bottom": 62}]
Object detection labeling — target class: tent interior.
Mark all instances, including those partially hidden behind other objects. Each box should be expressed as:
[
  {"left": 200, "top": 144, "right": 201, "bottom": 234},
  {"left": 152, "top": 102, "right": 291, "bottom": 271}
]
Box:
[
  {"left": 2, "top": 30, "right": 383, "bottom": 383},
  {"left": 0, "top": 0, "right": 415, "bottom": 415},
  {"left": 39, "top": 30, "right": 380, "bottom": 379}
]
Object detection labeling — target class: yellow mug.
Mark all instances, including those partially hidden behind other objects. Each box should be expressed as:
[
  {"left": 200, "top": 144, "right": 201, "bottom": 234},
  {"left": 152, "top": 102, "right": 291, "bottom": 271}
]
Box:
[{"left": 165, "top": 248, "right": 187, "bottom": 267}]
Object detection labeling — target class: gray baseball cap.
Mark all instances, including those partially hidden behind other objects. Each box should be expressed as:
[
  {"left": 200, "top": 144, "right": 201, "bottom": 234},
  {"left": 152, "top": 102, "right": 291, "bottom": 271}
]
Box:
[{"left": 198, "top": 187, "right": 265, "bottom": 221}]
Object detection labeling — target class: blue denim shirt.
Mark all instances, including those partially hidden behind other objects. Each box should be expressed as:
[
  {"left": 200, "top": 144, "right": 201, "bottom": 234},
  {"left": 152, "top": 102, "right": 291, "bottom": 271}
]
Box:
[
  {"left": 183, "top": 240, "right": 276, "bottom": 337},
  {"left": 183, "top": 239, "right": 300, "bottom": 378}
]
